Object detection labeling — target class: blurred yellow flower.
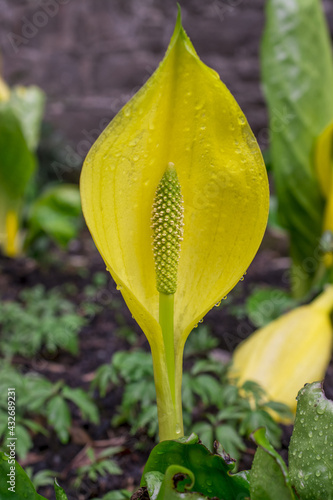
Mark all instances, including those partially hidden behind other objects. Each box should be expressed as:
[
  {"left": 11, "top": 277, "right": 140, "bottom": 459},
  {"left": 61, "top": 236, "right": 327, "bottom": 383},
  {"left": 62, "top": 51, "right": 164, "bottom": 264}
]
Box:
[{"left": 230, "top": 286, "right": 333, "bottom": 421}]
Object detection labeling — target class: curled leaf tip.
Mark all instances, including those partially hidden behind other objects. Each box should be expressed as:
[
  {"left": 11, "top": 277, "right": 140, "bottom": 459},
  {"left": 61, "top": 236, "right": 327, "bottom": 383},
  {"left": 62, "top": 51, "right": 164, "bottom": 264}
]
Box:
[{"left": 152, "top": 163, "right": 184, "bottom": 294}]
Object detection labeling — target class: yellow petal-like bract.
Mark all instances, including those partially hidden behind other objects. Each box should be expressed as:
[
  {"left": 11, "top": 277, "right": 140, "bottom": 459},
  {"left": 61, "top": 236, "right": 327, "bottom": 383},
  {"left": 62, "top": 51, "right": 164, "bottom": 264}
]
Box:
[
  {"left": 80, "top": 12, "right": 269, "bottom": 354},
  {"left": 315, "top": 121, "right": 333, "bottom": 268},
  {"left": 230, "top": 286, "right": 333, "bottom": 420}
]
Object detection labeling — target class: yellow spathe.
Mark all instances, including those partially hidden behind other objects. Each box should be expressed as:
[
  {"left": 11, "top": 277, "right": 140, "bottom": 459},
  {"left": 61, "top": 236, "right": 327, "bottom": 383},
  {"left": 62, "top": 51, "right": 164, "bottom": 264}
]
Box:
[
  {"left": 230, "top": 286, "right": 333, "bottom": 419},
  {"left": 315, "top": 121, "right": 333, "bottom": 267},
  {"left": 0, "top": 75, "right": 10, "bottom": 102},
  {"left": 80, "top": 12, "right": 269, "bottom": 356}
]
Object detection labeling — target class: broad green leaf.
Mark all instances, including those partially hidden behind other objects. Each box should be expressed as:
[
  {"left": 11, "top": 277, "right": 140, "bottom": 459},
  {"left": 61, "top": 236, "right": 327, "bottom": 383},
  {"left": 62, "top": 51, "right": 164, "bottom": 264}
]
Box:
[
  {"left": 289, "top": 382, "right": 333, "bottom": 499},
  {"left": 0, "top": 452, "right": 47, "bottom": 500},
  {"left": 250, "top": 428, "right": 296, "bottom": 500},
  {"left": 140, "top": 433, "right": 250, "bottom": 499},
  {"left": 261, "top": 0, "right": 333, "bottom": 296},
  {"left": 145, "top": 471, "right": 165, "bottom": 500},
  {"left": 80, "top": 8, "right": 269, "bottom": 404},
  {"left": 0, "top": 104, "right": 36, "bottom": 199},
  {"left": 9, "top": 85, "right": 45, "bottom": 152}
]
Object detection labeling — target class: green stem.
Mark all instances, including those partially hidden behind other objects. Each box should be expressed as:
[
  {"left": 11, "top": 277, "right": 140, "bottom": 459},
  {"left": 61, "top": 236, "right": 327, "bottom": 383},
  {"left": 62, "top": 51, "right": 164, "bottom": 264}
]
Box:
[
  {"left": 159, "top": 293, "right": 176, "bottom": 404},
  {"left": 150, "top": 292, "right": 184, "bottom": 441}
]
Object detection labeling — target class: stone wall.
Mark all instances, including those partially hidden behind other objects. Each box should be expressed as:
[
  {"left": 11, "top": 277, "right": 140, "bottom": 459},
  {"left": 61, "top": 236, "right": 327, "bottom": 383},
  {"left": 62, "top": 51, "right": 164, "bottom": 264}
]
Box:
[{"left": 0, "top": 0, "right": 332, "bottom": 156}]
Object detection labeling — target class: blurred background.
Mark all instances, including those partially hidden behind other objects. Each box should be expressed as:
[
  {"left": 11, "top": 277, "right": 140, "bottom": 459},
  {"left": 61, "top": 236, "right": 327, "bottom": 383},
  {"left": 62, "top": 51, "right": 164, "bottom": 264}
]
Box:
[{"left": 3, "top": 0, "right": 332, "bottom": 157}]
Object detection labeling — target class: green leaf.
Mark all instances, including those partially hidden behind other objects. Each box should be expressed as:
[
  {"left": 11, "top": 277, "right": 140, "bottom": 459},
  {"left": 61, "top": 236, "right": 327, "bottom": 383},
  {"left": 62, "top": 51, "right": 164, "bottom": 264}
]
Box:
[
  {"left": 246, "top": 287, "right": 297, "bottom": 327},
  {"left": 250, "top": 428, "right": 296, "bottom": 500},
  {"left": 9, "top": 85, "right": 45, "bottom": 152},
  {"left": 0, "top": 452, "right": 47, "bottom": 500},
  {"left": 191, "top": 422, "right": 214, "bottom": 451},
  {"left": 190, "top": 374, "right": 221, "bottom": 406},
  {"left": 240, "top": 409, "right": 282, "bottom": 450},
  {"left": 46, "top": 395, "right": 71, "bottom": 443},
  {"left": 143, "top": 467, "right": 211, "bottom": 500},
  {"left": 54, "top": 479, "right": 69, "bottom": 500},
  {"left": 62, "top": 386, "right": 99, "bottom": 424},
  {"left": 141, "top": 433, "right": 250, "bottom": 499},
  {"left": 14, "top": 424, "right": 33, "bottom": 460},
  {"left": 0, "top": 103, "right": 36, "bottom": 200},
  {"left": 261, "top": 0, "right": 333, "bottom": 296},
  {"left": 27, "top": 184, "right": 82, "bottom": 248},
  {"left": 145, "top": 471, "right": 165, "bottom": 500},
  {"left": 289, "top": 382, "right": 333, "bottom": 499},
  {"left": 215, "top": 424, "right": 246, "bottom": 460}
]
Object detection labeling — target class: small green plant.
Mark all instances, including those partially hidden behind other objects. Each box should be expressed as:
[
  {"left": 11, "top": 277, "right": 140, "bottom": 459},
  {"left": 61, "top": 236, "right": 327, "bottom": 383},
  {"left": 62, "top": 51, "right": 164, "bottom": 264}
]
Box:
[
  {"left": 229, "top": 285, "right": 298, "bottom": 327},
  {"left": 73, "top": 446, "right": 123, "bottom": 490},
  {"left": 0, "top": 285, "right": 86, "bottom": 358},
  {"left": 25, "top": 467, "right": 58, "bottom": 490},
  {"left": 25, "top": 183, "right": 82, "bottom": 254},
  {"left": 191, "top": 379, "right": 291, "bottom": 462},
  {"left": 0, "top": 363, "right": 99, "bottom": 458}
]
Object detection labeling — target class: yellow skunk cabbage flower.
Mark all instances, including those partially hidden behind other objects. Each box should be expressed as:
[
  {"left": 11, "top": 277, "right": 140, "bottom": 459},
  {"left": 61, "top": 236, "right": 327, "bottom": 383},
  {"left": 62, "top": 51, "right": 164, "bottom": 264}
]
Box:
[
  {"left": 230, "top": 286, "right": 333, "bottom": 421},
  {"left": 315, "top": 121, "right": 333, "bottom": 268},
  {"left": 81, "top": 10, "right": 269, "bottom": 440}
]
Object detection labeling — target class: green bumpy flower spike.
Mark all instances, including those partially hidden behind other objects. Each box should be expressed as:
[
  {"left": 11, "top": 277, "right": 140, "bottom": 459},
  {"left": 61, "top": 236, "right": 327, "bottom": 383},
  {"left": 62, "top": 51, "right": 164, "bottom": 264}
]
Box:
[{"left": 152, "top": 162, "right": 184, "bottom": 295}]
